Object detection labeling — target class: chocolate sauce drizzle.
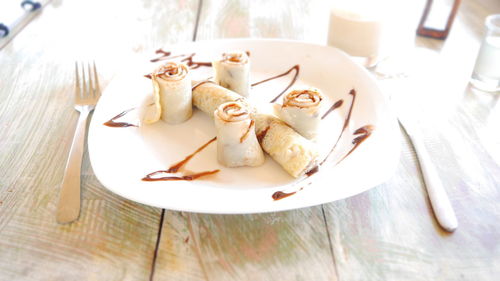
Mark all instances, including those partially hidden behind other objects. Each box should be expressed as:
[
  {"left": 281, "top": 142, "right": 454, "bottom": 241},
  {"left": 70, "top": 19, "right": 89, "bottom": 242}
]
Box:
[
  {"left": 142, "top": 137, "right": 219, "bottom": 182},
  {"left": 250, "top": 65, "right": 300, "bottom": 103},
  {"left": 320, "top": 89, "right": 357, "bottom": 166},
  {"left": 256, "top": 126, "right": 271, "bottom": 144},
  {"left": 271, "top": 166, "right": 318, "bottom": 201},
  {"left": 338, "top": 125, "right": 375, "bottom": 163},
  {"left": 166, "top": 137, "right": 217, "bottom": 173},
  {"left": 282, "top": 89, "right": 322, "bottom": 108},
  {"left": 150, "top": 51, "right": 186, "bottom": 62},
  {"left": 305, "top": 166, "right": 319, "bottom": 177},
  {"left": 240, "top": 120, "right": 255, "bottom": 143},
  {"left": 150, "top": 49, "right": 212, "bottom": 69},
  {"left": 321, "top": 99, "right": 344, "bottom": 120},
  {"left": 320, "top": 89, "right": 375, "bottom": 166},
  {"left": 103, "top": 107, "right": 138, "bottom": 128},
  {"left": 142, "top": 169, "right": 220, "bottom": 182},
  {"left": 272, "top": 191, "right": 296, "bottom": 201}
]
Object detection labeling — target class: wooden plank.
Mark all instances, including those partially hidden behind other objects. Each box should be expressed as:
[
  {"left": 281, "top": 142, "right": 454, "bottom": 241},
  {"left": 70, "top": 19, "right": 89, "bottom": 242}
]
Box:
[
  {"left": 324, "top": 0, "right": 500, "bottom": 280},
  {"left": 195, "top": 0, "right": 329, "bottom": 44},
  {"left": 156, "top": 211, "right": 337, "bottom": 281},
  {"left": 0, "top": 0, "right": 199, "bottom": 279},
  {"left": 152, "top": 0, "right": 337, "bottom": 280}
]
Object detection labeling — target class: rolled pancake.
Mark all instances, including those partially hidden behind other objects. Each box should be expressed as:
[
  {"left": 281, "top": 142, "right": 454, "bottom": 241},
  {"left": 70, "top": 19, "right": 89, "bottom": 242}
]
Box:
[
  {"left": 214, "top": 101, "right": 264, "bottom": 167},
  {"left": 151, "top": 62, "right": 192, "bottom": 124},
  {"left": 192, "top": 81, "right": 253, "bottom": 118},
  {"left": 212, "top": 51, "right": 250, "bottom": 97},
  {"left": 255, "top": 114, "right": 318, "bottom": 178},
  {"left": 274, "top": 88, "right": 324, "bottom": 139}
]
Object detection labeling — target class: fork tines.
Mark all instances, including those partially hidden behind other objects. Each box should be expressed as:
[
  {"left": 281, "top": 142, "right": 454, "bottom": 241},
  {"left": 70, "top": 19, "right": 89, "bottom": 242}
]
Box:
[{"left": 74, "top": 61, "right": 100, "bottom": 102}]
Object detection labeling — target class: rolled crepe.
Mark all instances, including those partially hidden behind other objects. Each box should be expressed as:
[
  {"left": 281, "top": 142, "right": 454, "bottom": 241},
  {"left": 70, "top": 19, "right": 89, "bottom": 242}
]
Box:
[
  {"left": 192, "top": 80, "right": 254, "bottom": 118},
  {"left": 255, "top": 114, "right": 318, "bottom": 178},
  {"left": 214, "top": 102, "right": 264, "bottom": 167},
  {"left": 212, "top": 51, "right": 250, "bottom": 97},
  {"left": 192, "top": 81, "right": 317, "bottom": 177},
  {"left": 274, "top": 88, "right": 323, "bottom": 139},
  {"left": 151, "top": 62, "right": 192, "bottom": 124}
]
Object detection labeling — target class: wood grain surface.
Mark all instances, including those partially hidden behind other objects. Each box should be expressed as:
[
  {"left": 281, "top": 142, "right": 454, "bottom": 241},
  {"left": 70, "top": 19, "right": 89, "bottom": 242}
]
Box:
[
  {"left": 0, "top": 0, "right": 499, "bottom": 280},
  {"left": 0, "top": 0, "right": 199, "bottom": 280}
]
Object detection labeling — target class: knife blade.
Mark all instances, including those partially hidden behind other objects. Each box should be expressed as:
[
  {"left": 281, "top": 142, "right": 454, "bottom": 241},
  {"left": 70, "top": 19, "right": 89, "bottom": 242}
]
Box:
[{"left": 398, "top": 118, "right": 458, "bottom": 232}]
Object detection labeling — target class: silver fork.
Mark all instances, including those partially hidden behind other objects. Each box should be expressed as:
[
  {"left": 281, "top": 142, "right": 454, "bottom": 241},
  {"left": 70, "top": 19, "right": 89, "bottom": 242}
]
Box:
[{"left": 56, "top": 62, "right": 101, "bottom": 224}]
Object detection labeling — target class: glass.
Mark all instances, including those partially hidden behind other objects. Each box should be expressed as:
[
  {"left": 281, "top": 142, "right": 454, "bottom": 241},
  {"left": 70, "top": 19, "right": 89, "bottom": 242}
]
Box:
[
  {"left": 470, "top": 14, "right": 500, "bottom": 92},
  {"left": 327, "top": 1, "right": 387, "bottom": 68}
]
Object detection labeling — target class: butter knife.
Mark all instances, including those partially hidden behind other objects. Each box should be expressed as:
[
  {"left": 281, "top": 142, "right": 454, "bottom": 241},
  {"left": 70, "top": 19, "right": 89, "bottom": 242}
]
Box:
[
  {"left": 377, "top": 72, "right": 458, "bottom": 232},
  {"left": 373, "top": 48, "right": 462, "bottom": 232},
  {"left": 398, "top": 117, "right": 458, "bottom": 232}
]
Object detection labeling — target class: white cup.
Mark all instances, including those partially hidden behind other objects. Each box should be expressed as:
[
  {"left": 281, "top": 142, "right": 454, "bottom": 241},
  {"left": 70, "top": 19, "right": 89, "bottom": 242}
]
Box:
[{"left": 327, "top": 1, "right": 387, "bottom": 67}]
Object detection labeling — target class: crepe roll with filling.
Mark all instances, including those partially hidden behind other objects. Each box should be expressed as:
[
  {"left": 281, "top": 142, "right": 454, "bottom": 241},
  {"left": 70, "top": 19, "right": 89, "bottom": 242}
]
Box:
[
  {"left": 274, "top": 88, "right": 324, "bottom": 139},
  {"left": 255, "top": 114, "right": 318, "bottom": 178},
  {"left": 214, "top": 102, "right": 264, "bottom": 167},
  {"left": 192, "top": 80, "right": 254, "bottom": 118},
  {"left": 212, "top": 51, "right": 250, "bottom": 97},
  {"left": 150, "top": 62, "right": 192, "bottom": 124}
]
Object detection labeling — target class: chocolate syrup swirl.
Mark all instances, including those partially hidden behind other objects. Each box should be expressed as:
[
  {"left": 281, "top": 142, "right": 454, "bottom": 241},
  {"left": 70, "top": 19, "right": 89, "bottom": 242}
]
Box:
[
  {"left": 256, "top": 126, "right": 271, "bottom": 143},
  {"left": 338, "top": 125, "right": 375, "bottom": 163},
  {"left": 151, "top": 50, "right": 190, "bottom": 62},
  {"left": 305, "top": 166, "right": 319, "bottom": 177},
  {"left": 251, "top": 65, "right": 300, "bottom": 103},
  {"left": 142, "top": 137, "right": 219, "bottom": 182},
  {"left": 181, "top": 53, "right": 213, "bottom": 69},
  {"left": 166, "top": 137, "right": 217, "bottom": 173},
  {"left": 320, "top": 89, "right": 356, "bottom": 166},
  {"left": 282, "top": 89, "right": 322, "bottom": 108},
  {"left": 142, "top": 169, "right": 220, "bottom": 181},
  {"left": 240, "top": 119, "right": 255, "bottom": 143},
  {"left": 321, "top": 99, "right": 344, "bottom": 119},
  {"left": 272, "top": 191, "right": 296, "bottom": 201},
  {"left": 150, "top": 49, "right": 212, "bottom": 69},
  {"left": 103, "top": 107, "right": 138, "bottom": 128}
]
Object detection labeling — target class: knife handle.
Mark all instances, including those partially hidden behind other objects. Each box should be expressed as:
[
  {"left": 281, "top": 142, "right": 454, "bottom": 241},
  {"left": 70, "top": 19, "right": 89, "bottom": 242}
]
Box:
[{"left": 410, "top": 135, "right": 458, "bottom": 232}]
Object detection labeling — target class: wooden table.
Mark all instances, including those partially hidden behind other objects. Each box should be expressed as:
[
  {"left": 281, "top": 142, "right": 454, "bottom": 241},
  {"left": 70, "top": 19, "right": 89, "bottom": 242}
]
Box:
[{"left": 1, "top": 0, "right": 499, "bottom": 280}]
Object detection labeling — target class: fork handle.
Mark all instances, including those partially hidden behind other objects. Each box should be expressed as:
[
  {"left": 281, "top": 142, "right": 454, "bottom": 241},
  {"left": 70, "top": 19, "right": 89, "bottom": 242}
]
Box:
[
  {"left": 411, "top": 135, "right": 458, "bottom": 232},
  {"left": 56, "top": 110, "right": 90, "bottom": 224}
]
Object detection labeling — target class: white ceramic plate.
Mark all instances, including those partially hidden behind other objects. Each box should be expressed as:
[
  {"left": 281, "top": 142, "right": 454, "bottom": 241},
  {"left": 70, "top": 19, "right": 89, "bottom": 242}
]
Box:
[{"left": 88, "top": 39, "right": 400, "bottom": 214}]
